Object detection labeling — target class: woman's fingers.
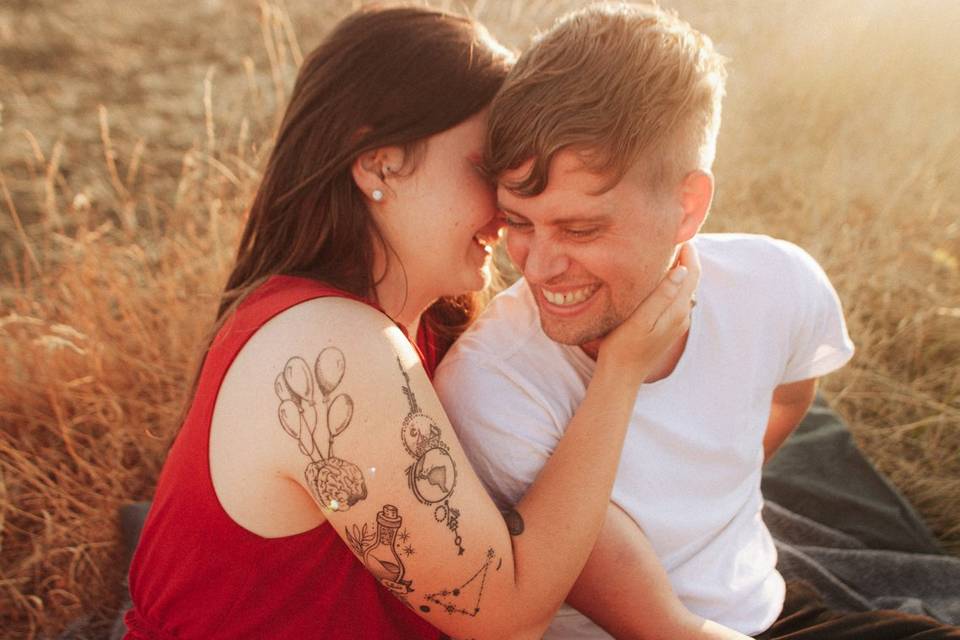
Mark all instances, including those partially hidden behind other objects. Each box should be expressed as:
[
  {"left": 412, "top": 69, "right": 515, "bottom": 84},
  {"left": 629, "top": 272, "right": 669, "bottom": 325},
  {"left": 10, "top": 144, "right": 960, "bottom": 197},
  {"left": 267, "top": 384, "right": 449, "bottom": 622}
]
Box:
[
  {"left": 630, "top": 243, "right": 700, "bottom": 333},
  {"left": 651, "top": 243, "right": 701, "bottom": 334},
  {"left": 597, "top": 242, "right": 701, "bottom": 373}
]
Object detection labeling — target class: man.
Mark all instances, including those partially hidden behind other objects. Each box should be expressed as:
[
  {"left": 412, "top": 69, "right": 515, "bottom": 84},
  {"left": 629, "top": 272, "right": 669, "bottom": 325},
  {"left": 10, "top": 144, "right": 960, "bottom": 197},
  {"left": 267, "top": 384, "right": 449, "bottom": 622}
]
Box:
[{"left": 434, "top": 4, "right": 960, "bottom": 639}]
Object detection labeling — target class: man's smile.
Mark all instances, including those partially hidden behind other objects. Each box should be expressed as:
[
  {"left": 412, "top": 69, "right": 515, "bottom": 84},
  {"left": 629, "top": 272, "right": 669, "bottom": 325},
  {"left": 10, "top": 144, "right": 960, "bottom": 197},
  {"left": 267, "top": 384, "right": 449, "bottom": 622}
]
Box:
[{"left": 536, "top": 283, "right": 601, "bottom": 314}]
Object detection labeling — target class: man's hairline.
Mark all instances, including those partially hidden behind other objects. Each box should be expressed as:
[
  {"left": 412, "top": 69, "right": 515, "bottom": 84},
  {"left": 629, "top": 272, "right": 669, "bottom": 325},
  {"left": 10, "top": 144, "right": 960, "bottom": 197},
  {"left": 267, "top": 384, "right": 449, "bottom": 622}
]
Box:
[{"left": 492, "top": 147, "right": 687, "bottom": 208}]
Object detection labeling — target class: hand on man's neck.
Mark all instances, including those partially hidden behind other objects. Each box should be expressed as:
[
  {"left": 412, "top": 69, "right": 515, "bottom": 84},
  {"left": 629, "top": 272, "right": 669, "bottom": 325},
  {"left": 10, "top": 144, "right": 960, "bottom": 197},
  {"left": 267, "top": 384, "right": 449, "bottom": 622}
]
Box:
[{"left": 581, "top": 328, "right": 690, "bottom": 384}]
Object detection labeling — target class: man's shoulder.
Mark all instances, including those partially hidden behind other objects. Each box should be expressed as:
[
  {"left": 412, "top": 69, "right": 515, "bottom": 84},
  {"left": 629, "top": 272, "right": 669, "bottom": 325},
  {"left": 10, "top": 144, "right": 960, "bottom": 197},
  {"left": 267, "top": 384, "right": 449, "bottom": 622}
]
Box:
[
  {"left": 696, "top": 233, "right": 825, "bottom": 289},
  {"left": 436, "top": 279, "right": 584, "bottom": 412},
  {"left": 696, "top": 232, "right": 811, "bottom": 265},
  {"left": 440, "top": 278, "right": 545, "bottom": 370}
]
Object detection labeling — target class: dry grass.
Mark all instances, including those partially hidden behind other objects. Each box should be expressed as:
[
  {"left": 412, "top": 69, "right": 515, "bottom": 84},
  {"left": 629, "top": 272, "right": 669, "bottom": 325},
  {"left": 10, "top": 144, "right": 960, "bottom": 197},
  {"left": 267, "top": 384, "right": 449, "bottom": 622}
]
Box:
[{"left": 1, "top": 0, "right": 958, "bottom": 637}]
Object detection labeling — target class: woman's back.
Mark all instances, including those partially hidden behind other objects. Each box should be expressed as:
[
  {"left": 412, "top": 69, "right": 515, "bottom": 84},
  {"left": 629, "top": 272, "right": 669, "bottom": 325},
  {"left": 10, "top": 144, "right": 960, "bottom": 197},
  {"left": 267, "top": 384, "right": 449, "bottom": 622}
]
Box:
[{"left": 125, "top": 275, "right": 440, "bottom": 639}]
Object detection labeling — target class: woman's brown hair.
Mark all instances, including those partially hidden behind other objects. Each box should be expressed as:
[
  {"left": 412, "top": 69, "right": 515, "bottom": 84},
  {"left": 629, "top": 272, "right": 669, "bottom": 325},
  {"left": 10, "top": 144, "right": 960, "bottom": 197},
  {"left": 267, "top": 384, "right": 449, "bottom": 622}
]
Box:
[
  {"left": 223, "top": 5, "right": 512, "bottom": 327},
  {"left": 178, "top": 5, "right": 511, "bottom": 428}
]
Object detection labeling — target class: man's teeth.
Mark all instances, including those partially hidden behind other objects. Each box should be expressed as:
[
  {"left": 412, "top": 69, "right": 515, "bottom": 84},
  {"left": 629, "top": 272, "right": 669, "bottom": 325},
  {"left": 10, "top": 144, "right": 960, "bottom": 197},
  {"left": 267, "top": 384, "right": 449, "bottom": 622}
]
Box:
[{"left": 543, "top": 286, "right": 596, "bottom": 306}]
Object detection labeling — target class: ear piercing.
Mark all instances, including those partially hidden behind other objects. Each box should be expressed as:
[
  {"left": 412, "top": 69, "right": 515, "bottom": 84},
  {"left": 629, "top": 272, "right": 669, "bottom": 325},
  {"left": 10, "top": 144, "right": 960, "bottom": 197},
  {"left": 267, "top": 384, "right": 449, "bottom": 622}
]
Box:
[{"left": 372, "top": 164, "right": 393, "bottom": 201}]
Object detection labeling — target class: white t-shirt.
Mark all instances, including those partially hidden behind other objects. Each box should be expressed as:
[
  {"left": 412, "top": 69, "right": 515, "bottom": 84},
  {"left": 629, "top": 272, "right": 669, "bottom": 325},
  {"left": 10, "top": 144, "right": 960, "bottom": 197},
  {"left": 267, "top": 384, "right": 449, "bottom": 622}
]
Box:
[{"left": 434, "top": 234, "right": 855, "bottom": 637}]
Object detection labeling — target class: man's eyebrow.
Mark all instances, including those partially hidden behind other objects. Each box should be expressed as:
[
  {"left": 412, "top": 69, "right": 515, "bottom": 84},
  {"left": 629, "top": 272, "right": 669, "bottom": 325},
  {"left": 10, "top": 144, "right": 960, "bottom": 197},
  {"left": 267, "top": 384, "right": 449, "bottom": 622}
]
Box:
[
  {"left": 551, "top": 213, "right": 611, "bottom": 226},
  {"left": 497, "top": 203, "right": 611, "bottom": 226}
]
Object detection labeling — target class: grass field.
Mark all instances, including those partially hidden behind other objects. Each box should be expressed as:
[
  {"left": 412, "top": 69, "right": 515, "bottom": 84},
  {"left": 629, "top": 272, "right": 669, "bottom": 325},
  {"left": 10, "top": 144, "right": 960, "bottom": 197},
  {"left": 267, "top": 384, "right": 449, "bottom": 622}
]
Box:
[{"left": 1, "top": 0, "right": 958, "bottom": 637}]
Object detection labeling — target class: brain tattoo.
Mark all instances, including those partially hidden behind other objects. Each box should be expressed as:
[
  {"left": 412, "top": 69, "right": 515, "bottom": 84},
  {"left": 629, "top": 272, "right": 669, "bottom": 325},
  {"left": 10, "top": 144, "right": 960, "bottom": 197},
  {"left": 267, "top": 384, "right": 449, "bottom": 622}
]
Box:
[{"left": 306, "top": 457, "right": 368, "bottom": 512}]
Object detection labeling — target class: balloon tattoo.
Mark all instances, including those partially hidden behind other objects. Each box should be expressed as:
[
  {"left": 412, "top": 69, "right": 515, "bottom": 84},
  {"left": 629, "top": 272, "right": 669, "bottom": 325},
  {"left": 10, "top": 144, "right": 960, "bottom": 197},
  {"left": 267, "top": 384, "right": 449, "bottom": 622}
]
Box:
[{"left": 275, "top": 347, "right": 367, "bottom": 511}]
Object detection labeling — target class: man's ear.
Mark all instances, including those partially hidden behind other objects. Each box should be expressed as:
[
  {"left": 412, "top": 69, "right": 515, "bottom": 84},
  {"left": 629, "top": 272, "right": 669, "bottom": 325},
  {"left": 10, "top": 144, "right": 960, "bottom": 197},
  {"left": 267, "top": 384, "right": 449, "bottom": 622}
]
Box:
[
  {"left": 674, "top": 169, "right": 714, "bottom": 243},
  {"left": 351, "top": 146, "right": 406, "bottom": 201}
]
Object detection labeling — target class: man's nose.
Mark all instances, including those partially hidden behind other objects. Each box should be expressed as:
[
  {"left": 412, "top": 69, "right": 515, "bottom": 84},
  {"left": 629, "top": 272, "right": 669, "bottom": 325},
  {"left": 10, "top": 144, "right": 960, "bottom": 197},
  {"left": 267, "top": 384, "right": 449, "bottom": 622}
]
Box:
[{"left": 522, "top": 233, "right": 570, "bottom": 284}]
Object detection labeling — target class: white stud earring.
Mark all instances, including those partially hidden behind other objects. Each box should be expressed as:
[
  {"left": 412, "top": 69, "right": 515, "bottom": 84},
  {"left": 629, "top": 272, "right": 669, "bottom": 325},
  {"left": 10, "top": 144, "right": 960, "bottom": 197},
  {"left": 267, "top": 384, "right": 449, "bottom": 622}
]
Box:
[{"left": 372, "top": 189, "right": 384, "bottom": 202}]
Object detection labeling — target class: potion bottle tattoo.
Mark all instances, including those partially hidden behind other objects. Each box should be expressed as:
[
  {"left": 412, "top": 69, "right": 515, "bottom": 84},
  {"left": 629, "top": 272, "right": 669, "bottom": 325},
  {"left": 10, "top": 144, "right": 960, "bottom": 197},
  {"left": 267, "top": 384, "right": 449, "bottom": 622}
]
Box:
[
  {"left": 397, "top": 358, "right": 465, "bottom": 554},
  {"left": 346, "top": 504, "right": 414, "bottom": 597},
  {"left": 275, "top": 347, "right": 367, "bottom": 511}
]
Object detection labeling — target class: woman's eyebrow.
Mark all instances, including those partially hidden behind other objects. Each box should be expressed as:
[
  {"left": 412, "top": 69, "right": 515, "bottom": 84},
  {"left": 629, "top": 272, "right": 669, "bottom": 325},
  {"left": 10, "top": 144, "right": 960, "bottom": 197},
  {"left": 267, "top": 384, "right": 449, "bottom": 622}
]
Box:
[{"left": 496, "top": 203, "right": 526, "bottom": 217}]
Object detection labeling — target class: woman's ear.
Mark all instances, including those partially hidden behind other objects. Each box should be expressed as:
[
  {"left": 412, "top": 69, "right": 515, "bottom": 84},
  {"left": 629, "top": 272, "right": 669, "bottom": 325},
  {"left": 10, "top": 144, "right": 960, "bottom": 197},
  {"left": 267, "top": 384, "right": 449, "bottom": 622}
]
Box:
[
  {"left": 351, "top": 146, "right": 406, "bottom": 203},
  {"left": 674, "top": 169, "right": 714, "bottom": 243}
]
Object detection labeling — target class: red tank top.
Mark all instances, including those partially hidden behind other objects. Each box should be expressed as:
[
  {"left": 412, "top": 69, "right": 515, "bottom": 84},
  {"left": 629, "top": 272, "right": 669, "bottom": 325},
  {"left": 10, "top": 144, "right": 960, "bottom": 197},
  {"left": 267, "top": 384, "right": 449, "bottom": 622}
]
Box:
[{"left": 125, "top": 275, "right": 443, "bottom": 639}]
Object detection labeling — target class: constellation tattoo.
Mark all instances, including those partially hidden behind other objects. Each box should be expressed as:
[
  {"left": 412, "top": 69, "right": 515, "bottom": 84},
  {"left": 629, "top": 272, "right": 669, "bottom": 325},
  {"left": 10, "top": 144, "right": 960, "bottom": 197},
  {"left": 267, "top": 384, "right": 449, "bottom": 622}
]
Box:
[
  {"left": 397, "top": 357, "right": 465, "bottom": 554},
  {"left": 275, "top": 347, "right": 367, "bottom": 511},
  {"left": 345, "top": 504, "right": 414, "bottom": 598},
  {"left": 421, "top": 548, "right": 500, "bottom": 617}
]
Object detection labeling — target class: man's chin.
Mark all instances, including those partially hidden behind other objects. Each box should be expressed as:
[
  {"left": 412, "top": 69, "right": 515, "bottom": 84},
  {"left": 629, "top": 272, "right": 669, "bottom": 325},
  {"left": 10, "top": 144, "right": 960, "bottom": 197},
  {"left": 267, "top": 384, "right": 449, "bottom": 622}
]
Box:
[{"left": 539, "top": 317, "right": 611, "bottom": 349}]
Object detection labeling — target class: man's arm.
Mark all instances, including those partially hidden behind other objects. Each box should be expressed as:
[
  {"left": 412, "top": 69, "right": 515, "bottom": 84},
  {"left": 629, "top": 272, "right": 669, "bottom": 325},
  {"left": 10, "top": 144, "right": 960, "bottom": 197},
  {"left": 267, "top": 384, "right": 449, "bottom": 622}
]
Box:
[
  {"left": 763, "top": 377, "right": 818, "bottom": 463},
  {"left": 567, "top": 503, "right": 752, "bottom": 640}
]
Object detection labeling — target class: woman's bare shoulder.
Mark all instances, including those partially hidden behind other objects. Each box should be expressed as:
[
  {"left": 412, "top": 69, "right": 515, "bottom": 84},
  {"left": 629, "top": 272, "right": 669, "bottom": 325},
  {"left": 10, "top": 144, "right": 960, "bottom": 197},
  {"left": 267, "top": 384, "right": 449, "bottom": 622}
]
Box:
[
  {"left": 208, "top": 295, "right": 418, "bottom": 535},
  {"left": 256, "top": 295, "right": 398, "bottom": 344},
  {"left": 220, "top": 294, "right": 420, "bottom": 432},
  {"left": 210, "top": 293, "right": 529, "bottom": 637}
]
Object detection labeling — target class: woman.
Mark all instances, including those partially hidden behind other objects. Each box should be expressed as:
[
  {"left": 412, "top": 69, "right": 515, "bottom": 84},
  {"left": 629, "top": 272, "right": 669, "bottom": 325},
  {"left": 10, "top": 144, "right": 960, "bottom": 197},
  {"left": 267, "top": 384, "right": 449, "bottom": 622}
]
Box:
[{"left": 124, "top": 6, "right": 699, "bottom": 639}]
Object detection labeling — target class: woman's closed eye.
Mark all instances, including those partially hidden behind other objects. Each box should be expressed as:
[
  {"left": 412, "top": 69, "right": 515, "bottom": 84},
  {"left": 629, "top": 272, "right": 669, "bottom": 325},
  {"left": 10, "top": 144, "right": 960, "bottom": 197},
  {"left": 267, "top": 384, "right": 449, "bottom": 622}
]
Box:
[{"left": 500, "top": 212, "right": 532, "bottom": 231}]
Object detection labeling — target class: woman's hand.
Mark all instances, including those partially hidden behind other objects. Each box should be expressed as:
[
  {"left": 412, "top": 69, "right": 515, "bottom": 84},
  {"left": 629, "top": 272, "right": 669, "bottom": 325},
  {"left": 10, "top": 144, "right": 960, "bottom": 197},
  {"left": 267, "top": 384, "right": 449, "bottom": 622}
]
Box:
[{"left": 597, "top": 242, "right": 701, "bottom": 380}]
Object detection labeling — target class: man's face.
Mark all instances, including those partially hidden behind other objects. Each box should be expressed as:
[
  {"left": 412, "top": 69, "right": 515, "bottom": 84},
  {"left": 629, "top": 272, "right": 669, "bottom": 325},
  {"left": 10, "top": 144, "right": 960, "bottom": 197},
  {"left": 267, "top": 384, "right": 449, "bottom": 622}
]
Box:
[{"left": 498, "top": 150, "right": 682, "bottom": 348}]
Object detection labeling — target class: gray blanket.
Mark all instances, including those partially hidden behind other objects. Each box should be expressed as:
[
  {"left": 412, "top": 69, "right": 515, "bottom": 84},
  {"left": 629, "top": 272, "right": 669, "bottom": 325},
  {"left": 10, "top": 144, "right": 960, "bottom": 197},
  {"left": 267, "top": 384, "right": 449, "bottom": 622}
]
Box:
[{"left": 762, "top": 396, "right": 960, "bottom": 624}]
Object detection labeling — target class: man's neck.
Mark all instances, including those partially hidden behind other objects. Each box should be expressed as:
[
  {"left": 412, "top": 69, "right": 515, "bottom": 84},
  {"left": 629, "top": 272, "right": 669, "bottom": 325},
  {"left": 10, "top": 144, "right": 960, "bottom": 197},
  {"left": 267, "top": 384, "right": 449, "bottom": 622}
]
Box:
[{"left": 580, "top": 329, "right": 690, "bottom": 384}]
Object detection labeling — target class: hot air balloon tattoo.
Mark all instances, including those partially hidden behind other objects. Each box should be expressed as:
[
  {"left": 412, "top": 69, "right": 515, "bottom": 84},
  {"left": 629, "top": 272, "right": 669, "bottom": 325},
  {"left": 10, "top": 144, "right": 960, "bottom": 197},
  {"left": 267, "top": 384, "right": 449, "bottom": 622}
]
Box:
[
  {"left": 275, "top": 347, "right": 367, "bottom": 512},
  {"left": 396, "top": 358, "right": 464, "bottom": 555}
]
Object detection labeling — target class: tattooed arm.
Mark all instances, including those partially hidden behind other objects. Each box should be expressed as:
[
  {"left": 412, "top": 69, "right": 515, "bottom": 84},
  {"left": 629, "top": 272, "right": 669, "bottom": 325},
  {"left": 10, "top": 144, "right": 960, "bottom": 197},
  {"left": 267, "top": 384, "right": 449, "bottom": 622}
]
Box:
[{"left": 212, "top": 247, "right": 699, "bottom": 639}]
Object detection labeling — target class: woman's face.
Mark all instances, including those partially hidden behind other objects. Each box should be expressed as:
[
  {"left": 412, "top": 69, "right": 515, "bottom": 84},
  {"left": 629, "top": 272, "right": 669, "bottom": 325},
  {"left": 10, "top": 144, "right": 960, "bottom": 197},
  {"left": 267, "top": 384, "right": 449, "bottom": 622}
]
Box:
[{"left": 381, "top": 111, "right": 502, "bottom": 300}]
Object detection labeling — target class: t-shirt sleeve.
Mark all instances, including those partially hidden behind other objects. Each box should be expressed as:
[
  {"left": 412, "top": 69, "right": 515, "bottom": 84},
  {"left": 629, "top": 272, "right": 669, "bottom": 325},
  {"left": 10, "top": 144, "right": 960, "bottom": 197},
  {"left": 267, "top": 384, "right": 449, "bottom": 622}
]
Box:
[
  {"left": 776, "top": 241, "right": 855, "bottom": 383},
  {"left": 434, "top": 354, "right": 560, "bottom": 509}
]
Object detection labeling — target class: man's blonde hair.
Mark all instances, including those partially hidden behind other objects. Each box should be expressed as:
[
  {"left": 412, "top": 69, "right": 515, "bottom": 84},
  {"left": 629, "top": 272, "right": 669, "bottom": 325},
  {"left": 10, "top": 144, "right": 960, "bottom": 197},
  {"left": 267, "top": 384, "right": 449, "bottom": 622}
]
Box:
[{"left": 487, "top": 3, "right": 727, "bottom": 195}]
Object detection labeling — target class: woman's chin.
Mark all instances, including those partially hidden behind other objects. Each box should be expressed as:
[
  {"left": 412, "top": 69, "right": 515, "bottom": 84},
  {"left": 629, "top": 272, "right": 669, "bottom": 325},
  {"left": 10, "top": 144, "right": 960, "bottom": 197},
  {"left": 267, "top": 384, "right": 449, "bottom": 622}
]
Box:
[{"left": 440, "top": 267, "right": 490, "bottom": 298}]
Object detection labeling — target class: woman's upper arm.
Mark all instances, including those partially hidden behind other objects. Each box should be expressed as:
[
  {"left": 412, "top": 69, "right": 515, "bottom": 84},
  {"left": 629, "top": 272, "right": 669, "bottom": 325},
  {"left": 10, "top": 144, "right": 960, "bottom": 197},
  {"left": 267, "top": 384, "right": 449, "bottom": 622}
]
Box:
[{"left": 229, "top": 297, "right": 531, "bottom": 638}]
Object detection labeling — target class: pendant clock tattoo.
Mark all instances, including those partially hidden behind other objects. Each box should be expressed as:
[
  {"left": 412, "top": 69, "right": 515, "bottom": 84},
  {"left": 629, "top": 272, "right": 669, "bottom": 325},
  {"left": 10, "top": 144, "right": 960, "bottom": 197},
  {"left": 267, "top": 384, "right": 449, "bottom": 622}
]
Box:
[
  {"left": 397, "top": 358, "right": 465, "bottom": 554},
  {"left": 346, "top": 504, "right": 414, "bottom": 597},
  {"left": 274, "top": 347, "right": 367, "bottom": 511}
]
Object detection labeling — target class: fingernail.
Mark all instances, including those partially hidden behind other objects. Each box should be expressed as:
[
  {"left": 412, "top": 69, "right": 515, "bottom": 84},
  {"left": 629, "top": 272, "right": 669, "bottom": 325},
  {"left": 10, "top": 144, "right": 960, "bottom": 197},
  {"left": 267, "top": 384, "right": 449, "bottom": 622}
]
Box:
[{"left": 669, "top": 266, "right": 688, "bottom": 284}]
